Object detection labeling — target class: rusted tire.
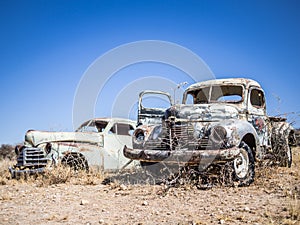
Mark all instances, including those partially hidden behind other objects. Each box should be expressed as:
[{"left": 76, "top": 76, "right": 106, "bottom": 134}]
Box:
[
  {"left": 273, "top": 137, "right": 292, "bottom": 168},
  {"left": 61, "top": 153, "right": 89, "bottom": 171},
  {"left": 284, "top": 145, "right": 292, "bottom": 168},
  {"left": 272, "top": 134, "right": 293, "bottom": 167},
  {"left": 232, "top": 142, "right": 255, "bottom": 187},
  {"left": 277, "top": 144, "right": 292, "bottom": 168}
]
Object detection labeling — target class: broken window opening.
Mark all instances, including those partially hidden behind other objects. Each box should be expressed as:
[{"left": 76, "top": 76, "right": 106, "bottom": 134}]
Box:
[
  {"left": 250, "top": 89, "right": 265, "bottom": 108},
  {"left": 110, "top": 123, "right": 135, "bottom": 136},
  {"left": 95, "top": 121, "right": 109, "bottom": 132}
]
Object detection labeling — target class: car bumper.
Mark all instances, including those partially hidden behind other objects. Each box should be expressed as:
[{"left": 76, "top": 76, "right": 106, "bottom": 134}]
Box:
[
  {"left": 9, "top": 166, "right": 45, "bottom": 178},
  {"left": 123, "top": 145, "right": 241, "bottom": 165}
]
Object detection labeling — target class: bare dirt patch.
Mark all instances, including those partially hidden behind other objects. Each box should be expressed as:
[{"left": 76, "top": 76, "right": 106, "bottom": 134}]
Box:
[{"left": 0, "top": 148, "right": 299, "bottom": 225}]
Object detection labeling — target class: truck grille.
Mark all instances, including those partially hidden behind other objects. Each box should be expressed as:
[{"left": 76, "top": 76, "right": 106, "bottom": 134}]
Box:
[
  {"left": 143, "top": 123, "right": 215, "bottom": 151},
  {"left": 197, "top": 137, "right": 213, "bottom": 150},
  {"left": 144, "top": 127, "right": 170, "bottom": 151},
  {"left": 16, "top": 147, "right": 49, "bottom": 168},
  {"left": 144, "top": 123, "right": 199, "bottom": 151}
]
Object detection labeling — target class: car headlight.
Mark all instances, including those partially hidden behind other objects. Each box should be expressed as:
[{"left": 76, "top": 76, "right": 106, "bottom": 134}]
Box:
[
  {"left": 134, "top": 131, "right": 145, "bottom": 144},
  {"left": 210, "top": 125, "right": 227, "bottom": 146},
  {"left": 152, "top": 125, "right": 162, "bottom": 140},
  {"left": 45, "top": 142, "right": 52, "bottom": 154}
]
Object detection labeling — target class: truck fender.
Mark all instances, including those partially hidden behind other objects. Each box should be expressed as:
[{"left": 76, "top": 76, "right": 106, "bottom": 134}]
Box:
[{"left": 218, "top": 119, "right": 261, "bottom": 159}]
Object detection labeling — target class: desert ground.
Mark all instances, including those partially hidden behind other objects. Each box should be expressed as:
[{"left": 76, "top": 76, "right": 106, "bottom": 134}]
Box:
[{"left": 0, "top": 148, "right": 299, "bottom": 225}]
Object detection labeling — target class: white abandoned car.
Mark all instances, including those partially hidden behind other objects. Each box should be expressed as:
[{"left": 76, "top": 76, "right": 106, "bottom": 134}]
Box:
[
  {"left": 124, "top": 78, "right": 296, "bottom": 186},
  {"left": 9, "top": 118, "right": 137, "bottom": 177}
]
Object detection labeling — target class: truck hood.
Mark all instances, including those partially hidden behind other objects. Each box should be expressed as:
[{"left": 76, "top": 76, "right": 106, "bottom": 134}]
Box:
[
  {"left": 168, "top": 103, "right": 240, "bottom": 121},
  {"left": 25, "top": 130, "right": 102, "bottom": 147}
]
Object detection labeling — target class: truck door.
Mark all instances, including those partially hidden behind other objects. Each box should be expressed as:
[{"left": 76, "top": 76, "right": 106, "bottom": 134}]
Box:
[
  {"left": 247, "top": 87, "right": 268, "bottom": 146},
  {"left": 138, "top": 90, "right": 173, "bottom": 125}
]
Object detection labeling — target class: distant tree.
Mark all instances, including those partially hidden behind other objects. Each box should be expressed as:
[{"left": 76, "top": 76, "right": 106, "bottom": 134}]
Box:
[{"left": 0, "top": 144, "right": 15, "bottom": 160}]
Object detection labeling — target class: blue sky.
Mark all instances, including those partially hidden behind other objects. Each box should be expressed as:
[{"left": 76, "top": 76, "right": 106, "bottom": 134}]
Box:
[{"left": 0, "top": 0, "right": 299, "bottom": 144}]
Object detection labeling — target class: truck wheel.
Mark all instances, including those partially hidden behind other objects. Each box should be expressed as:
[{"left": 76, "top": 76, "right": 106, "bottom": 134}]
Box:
[
  {"left": 61, "top": 153, "right": 89, "bottom": 171},
  {"left": 272, "top": 134, "right": 292, "bottom": 167},
  {"left": 274, "top": 138, "right": 292, "bottom": 168},
  {"left": 232, "top": 142, "right": 255, "bottom": 186},
  {"left": 278, "top": 143, "right": 292, "bottom": 168},
  {"left": 285, "top": 145, "right": 292, "bottom": 168}
]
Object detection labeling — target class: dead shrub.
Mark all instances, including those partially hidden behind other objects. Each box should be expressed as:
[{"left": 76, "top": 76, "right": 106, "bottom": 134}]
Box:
[
  {"left": 35, "top": 164, "right": 105, "bottom": 187},
  {"left": 0, "top": 144, "right": 15, "bottom": 160},
  {"left": 35, "top": 165, "right": 73, "bottom": 186}
]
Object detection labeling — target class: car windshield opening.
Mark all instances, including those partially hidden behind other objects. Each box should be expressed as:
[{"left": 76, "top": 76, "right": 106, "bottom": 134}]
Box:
[
  {"left": 76, "top": 120, "right": 108, "bottom": 132},
  {"left": 188, "top": 85, "right": 243, "bottom": 104}
]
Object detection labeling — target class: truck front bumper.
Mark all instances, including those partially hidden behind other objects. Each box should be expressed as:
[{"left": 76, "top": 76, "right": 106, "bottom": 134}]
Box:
[{"left": 123, "top": 145, "right": 241, "bottom": 165}]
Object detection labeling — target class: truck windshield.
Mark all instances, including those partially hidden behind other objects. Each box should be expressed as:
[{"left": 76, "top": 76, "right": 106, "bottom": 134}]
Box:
[{"left": 186, "top": 85, "right": 243, "bottom": 104}]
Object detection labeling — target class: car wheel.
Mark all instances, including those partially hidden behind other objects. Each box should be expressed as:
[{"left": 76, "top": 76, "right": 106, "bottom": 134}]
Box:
[
  {"left": 61, "top": 153, "right": 89, "bottom": 171},
  {"left": 232, "top": 142, "right": 255, "bottom": 186}
]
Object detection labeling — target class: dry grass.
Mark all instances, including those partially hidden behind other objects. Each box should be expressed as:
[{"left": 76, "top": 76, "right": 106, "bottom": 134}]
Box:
[
  {"left": 273, "top": 147, "right": 300, "bottom": 224},
  {"left": 0, "top": 147, "right": 300, "bottom": 224},
  {"left": 0, "top": 159, "right": 16, "bottom": 185},
  {"left": 0, "top": 159, "right": 106, "bottom": 187},
  {"left": 288, "top": 196, "right": 300, "bottom": 221},
  {"left": 286, "top": 148, "right": 300, "bottom": 223},
  {"left": 236, "top": 147, "right": 300, "bottom": 224}
]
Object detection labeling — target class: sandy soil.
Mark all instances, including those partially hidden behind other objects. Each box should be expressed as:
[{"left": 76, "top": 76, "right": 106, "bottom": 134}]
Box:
[{"left": 0, "top": 148, "right": 299, "bottom": 225}]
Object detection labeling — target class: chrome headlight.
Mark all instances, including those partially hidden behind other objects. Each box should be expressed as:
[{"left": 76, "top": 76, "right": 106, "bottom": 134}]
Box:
[
  {"left": 134, "top": 130, "right": 145, "bottom": 144},
  {"left": 210, "top": 126, "right": 227, "bottom": 146}
]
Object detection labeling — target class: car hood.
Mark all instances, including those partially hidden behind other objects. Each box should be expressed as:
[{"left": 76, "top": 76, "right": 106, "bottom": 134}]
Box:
[
  {"left": 25, "top": 130, "right": 102, "bottom": 147},
  {"left": 169, "top": 103, "right": 240, "bottom": 121}
]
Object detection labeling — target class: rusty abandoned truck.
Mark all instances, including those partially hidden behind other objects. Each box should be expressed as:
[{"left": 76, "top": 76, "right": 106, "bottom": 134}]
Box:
[
  {"left": 9, "top": 118, "right": 137, "bottom": 177},
  {"left": 124, "top": 78, "right": 296, "bottom": 186}
]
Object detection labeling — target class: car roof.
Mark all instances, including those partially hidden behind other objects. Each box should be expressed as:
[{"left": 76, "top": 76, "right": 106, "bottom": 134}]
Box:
[{"left": 87, "top": 117, "right": 136, "bottom": 124}]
